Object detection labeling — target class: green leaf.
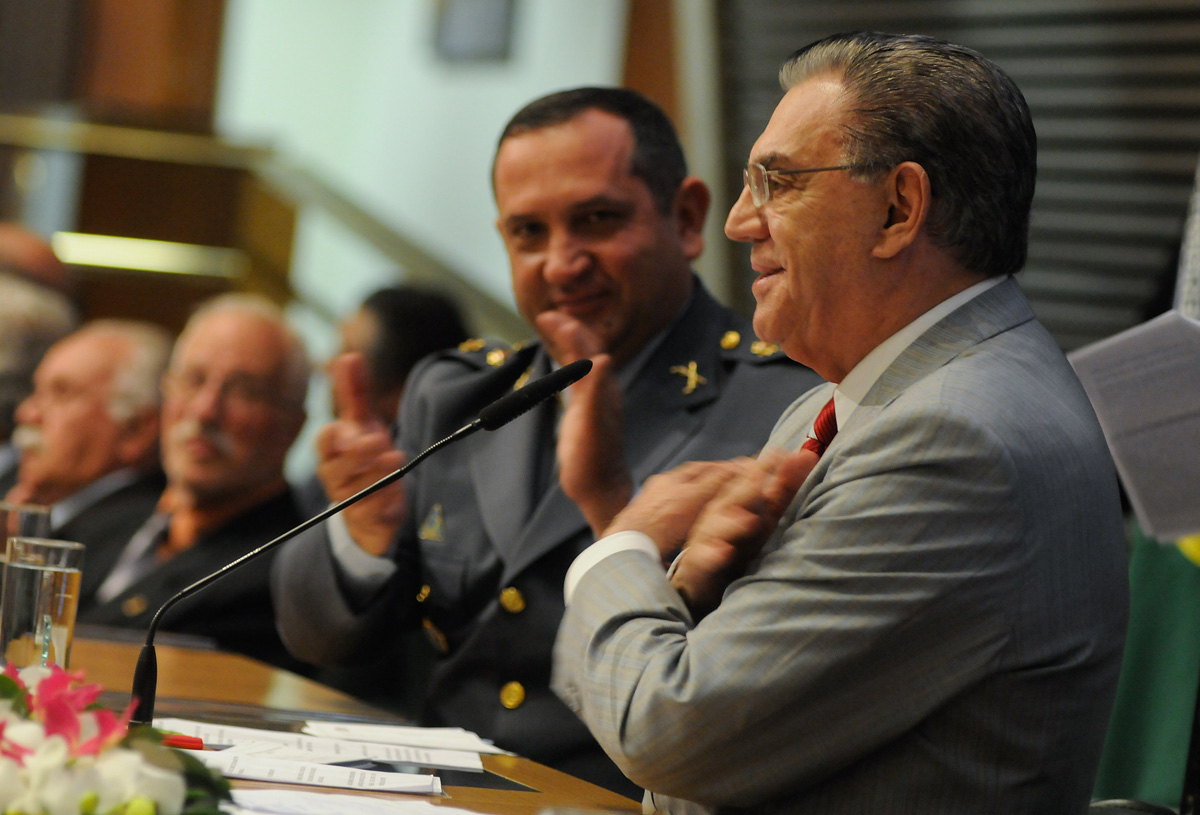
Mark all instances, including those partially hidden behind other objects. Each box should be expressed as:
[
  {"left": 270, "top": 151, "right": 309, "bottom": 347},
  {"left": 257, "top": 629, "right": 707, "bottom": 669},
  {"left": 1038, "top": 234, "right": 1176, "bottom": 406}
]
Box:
[{"left": 0, "top": 675, "right": 29, "bottom": 717}]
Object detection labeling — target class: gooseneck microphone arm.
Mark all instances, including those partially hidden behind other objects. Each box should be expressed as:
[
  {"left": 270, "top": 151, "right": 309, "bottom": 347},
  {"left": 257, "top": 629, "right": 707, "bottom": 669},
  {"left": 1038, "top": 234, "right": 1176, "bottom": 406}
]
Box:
[{"left": 129, "top": 358, "right": 592, "bottom": 724}]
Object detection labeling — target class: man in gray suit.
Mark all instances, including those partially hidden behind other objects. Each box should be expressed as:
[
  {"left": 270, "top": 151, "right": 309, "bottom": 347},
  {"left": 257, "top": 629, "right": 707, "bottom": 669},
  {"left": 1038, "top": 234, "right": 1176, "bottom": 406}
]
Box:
[
  {"left": 552, "top": 32, "right": 1128, "bottom": 813},
  {"left": 271, "top": 87, "right": 823, "bottom": 795}
]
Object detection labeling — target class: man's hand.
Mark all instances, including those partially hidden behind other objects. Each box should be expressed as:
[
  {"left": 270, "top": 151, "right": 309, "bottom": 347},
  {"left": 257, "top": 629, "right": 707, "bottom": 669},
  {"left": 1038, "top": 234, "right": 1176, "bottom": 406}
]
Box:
[
  {"left": 670, "top": 448, "right": 816, "bottom": 618},
  {"left": 537, "top": 311, "right": 633, "bottom": 536},
  {"left": 604, "top": 460, "right": 750, "bottom": 564},
  {"left": 316, "top": 353, "right": 407, "bottom": 556}
]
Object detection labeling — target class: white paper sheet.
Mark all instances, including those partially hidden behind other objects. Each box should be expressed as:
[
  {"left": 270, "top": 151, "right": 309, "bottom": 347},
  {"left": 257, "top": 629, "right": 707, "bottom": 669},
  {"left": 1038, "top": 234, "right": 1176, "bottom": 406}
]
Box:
[
  {"left": 187, "top": 749, "right": 441, "bottom": 794},
  {"left": 229, "top": 789, "right": 473, "bottom": 815},
  {"left": 301, "top": 722, "right": 507, "bottom": 755},
  {"left": 154, "top": 718, "right": 482, "bottom": 771},
  {"left": 1068, "top": 309, "right": 1200, "bottom": 539}
]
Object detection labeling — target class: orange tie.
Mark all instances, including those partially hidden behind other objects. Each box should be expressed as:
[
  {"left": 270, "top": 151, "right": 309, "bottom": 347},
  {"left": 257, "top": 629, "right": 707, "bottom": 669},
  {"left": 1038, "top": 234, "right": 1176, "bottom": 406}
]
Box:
[{"left": 801, "top": 398, "right": 838, "bottom": 457}]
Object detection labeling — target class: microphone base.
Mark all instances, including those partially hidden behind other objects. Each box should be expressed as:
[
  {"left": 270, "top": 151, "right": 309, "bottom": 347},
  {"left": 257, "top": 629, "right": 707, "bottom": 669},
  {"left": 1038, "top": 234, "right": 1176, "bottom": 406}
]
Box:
[{"left": 130, "top": 644, "right": 158, "bottom": 725}]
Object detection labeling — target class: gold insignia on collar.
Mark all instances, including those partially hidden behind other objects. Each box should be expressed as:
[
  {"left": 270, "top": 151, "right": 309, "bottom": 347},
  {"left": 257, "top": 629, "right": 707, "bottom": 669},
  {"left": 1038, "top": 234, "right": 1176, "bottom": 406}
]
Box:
[
  {"left": 720, "top": 330, "right": 741, "bottom": 350},
  {"left": 751, "top": 340, "right": 780, "bottom": 357},
  {"left": 669, "top": 361, "right": 708, "bottom": 395},
  {"left": 419, "top": 504, "right": 446, "bottom": 541},
  {"left": 513, "top": 367, "right": 532, "bottom": 390},
  {"left": 459, "top": 338, "right": 486, "bottom": 352},
  {"left": 487, "top": 348, "right": 509, "bottom": 367}
]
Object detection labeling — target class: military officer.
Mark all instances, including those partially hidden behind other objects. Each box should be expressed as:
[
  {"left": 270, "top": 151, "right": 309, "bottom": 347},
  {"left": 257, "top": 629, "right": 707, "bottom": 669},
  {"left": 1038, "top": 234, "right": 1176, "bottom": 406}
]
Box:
[{"left": 271, "top": 87, "right": 823, "bottom": 796}]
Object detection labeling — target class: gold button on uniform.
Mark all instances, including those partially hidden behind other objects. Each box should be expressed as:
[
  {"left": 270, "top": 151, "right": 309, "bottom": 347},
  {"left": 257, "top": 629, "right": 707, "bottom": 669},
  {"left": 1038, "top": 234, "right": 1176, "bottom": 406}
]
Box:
[
  {"left": 499, "top": 587, "right": 525, "bottom": 614},
  {"left": 416, "top": 584, "right": 431, "bottom": 603},
  {"left": 500, "top": 681, "right": 526, "bottom": 709},
  {"left": 720, "top": 330, "right": 741, "bottom": 350}
]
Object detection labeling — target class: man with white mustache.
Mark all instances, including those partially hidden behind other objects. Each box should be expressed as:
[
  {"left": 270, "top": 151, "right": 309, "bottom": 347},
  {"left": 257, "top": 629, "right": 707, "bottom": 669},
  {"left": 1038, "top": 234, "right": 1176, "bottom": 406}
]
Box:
[
  {"left": 7, "top": 320, "right": 169, "bottom": 608},
  {"left": 79, "top": 294, "right": 310, "bottom": 671}
]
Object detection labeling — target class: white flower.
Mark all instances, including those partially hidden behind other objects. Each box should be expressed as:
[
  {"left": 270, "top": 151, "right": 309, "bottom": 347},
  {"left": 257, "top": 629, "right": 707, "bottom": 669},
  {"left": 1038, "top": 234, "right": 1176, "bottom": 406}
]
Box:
[
  {"left": 94, "top": 748, "right": 186, "bottom": 815},
  {"left": 15, "top": 666, "right": 51, "bottom": 693},
  {"left": 0, "top": 664, "right": 207, "bottom": 815},
  {"left": 5, "top": 720, "right": 48, "bottom": 752},
  {"left": 0, "top": 759, "right": 25, "bottom": 808}
]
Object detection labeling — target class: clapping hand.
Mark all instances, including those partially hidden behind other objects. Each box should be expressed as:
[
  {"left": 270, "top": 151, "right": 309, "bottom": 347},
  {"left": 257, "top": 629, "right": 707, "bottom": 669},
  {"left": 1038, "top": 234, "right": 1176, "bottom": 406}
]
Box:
[{"left": 537, "top": 311, "right": 633, "bottom": 536}]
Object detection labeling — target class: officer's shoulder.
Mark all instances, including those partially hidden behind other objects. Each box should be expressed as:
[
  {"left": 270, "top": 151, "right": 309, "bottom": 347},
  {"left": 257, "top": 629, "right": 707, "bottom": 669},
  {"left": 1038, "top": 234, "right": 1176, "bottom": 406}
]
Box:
[
  {"left": 715, "top": 328, "right": 790, "bottom": 366},
  {"left": 412, "top": 338, "right": 539, "bottom": 384}
]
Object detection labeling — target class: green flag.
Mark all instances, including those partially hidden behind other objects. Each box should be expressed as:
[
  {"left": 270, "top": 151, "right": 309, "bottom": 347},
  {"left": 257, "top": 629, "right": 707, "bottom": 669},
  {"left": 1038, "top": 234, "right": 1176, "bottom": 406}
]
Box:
[{"left": 1094, "top": 525, "right": 1200, "bottom": 806}]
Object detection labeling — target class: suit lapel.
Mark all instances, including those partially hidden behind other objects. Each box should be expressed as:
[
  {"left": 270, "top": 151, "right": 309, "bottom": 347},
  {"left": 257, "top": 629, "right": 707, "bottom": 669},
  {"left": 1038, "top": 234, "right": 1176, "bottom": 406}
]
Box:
[
  {"left": 783, "top": 277, "right": 1037, "bottom": 522},
  {"left": 862, "top": 276, "right": 1035, "bottom": 411},
  {"left": 470, "top": 353, "right": 551, "bottom": 563}
]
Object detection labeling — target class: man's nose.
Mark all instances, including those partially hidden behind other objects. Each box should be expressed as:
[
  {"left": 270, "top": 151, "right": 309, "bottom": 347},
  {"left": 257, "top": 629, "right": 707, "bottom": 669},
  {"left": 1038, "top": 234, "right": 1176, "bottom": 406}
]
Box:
[
  {"left": 14, "top": 393, "right": 40, "bottom": 426},
  {"left": 186, "top": 380, "right": 225, "bottom": 422},
  {"left": 725, "top": 185, "right": 768, "bottom": 243},
  {"left": 543, "top": 232, "right": 591, "bottom": 286}
]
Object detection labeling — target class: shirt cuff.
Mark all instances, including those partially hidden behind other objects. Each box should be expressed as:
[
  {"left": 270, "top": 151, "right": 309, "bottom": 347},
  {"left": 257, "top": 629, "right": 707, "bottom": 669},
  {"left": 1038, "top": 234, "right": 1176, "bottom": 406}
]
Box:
[
  {"left": 328, "top": 509, "right": 396, "bottom": 594},
  {"left": 564, "top": 530, "right": 660, "bottom": 605}
]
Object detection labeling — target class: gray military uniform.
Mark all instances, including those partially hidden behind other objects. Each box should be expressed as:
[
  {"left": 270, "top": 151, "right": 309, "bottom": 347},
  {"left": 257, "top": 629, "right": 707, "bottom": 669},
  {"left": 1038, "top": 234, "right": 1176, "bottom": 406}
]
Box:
[{"left": 271, "top": 282, "right": 824, "bottom": 795}]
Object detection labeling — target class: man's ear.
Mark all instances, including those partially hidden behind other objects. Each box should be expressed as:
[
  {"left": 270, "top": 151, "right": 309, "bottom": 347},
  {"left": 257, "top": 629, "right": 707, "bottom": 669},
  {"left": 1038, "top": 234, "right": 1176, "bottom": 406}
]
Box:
[
  {"left": 673, "top": 176, "right": 711, "bottom": 262},
  {"left": 873, "top": 161, "right": 930, "bottom": 260},
  {"left": 117, "top": 408, "right": 162, "bottom": 468}
]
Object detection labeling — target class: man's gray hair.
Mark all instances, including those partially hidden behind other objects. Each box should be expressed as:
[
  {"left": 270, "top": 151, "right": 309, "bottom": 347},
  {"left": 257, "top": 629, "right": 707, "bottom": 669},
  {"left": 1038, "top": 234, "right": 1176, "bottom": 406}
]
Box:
[
  {"left": 75, "top": 320, "right": 174, "bottom": 422},
  {"left": 779, "top": 31, "right": 1037, "bottom": 279},
  {"left": 0, "top": 273, "right": 76, "bottom": 439},
  {"left": 175, "top": 293, "right": 311, "bottom": 409}
]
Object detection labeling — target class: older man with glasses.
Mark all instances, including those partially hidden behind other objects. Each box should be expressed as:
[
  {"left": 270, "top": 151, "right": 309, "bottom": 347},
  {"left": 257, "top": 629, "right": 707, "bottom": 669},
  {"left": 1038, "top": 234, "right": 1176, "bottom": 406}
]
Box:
[
  {"left": 80, "top": 294, "right": 310, "bottom": 672},
  {"left": 552, "top": 32, "right": 1127, "bottom": 813}
]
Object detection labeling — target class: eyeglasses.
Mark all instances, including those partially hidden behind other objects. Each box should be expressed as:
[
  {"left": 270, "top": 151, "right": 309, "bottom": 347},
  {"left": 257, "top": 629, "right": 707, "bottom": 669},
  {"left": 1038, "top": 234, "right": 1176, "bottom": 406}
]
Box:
[
  {"left": 164, "top": 369, "right": 279, "bottom": 412},
  {"left": 743, "top": 161, "right": 876, "bottom": 207}
]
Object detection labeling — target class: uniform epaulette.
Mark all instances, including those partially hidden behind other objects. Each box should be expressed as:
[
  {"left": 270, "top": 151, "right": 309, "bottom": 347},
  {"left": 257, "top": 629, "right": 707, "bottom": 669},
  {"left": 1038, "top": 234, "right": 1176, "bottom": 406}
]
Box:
[
  {"left": 439, "top": 337, "right": 534, "bottom": 371},
  {"left": 716, "top": 329, "right": 788, "bottom": 364}
]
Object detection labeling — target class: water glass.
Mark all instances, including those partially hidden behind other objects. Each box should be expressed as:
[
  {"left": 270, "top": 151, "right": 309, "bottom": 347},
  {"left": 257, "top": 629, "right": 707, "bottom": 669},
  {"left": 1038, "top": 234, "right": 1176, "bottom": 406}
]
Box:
[
  {"left": 0, "top": 502, "right": 51, "bottom": 547},
  {"left": 0, "top": 537, "right": 84, "bottom": 669}
]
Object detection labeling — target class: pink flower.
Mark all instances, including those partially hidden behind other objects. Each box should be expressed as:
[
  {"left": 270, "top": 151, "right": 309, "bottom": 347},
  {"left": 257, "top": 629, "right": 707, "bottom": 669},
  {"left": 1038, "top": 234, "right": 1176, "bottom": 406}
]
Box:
[{"left": 3, "top": 665, "right": 134, "bottom": 761}]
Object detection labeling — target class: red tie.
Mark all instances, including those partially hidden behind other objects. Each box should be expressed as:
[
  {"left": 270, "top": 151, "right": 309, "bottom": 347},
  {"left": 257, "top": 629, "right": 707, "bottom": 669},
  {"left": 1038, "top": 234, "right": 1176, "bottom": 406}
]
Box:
[{"left": 801, "top": 398, "right": 838, "bottom": 457}]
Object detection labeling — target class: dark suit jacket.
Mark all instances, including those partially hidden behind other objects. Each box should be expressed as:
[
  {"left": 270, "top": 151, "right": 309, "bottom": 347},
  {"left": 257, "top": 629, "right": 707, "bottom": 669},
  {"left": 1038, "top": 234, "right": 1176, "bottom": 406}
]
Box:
[
  {"left": 272, "top": 282, "right": 825, "bottom": 795},
  {"left": 55, "top": 470, "right": 167, "bottom": 612},
  {"left": 80, "top": 488, "right": 304, "bottom": 672}
]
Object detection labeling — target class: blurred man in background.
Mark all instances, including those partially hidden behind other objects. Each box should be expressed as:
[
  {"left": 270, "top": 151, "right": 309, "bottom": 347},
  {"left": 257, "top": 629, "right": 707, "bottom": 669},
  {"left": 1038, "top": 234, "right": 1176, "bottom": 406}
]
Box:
[
  {"left": 81, "top": 294, "right": 309, "bottom": 669},
  {"left": 0, "top": 272, "right": 75, "bottom": 495},
  {"left": 8, "top": 320, "right": 170, "bottom": 607}
]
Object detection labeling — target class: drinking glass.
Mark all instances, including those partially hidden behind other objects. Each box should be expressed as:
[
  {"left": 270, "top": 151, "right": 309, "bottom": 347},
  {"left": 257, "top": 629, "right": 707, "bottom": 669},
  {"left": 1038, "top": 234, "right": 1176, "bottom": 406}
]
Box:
[
  {"left": 0, "top": 537, "right": 84, "bottom": 668},
  {"left": 0, "top": 501, "right": 51, "bottom": 546}
]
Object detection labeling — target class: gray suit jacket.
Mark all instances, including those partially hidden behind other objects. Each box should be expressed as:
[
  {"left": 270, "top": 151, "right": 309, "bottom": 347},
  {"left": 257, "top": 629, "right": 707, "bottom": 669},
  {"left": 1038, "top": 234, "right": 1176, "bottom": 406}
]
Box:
[
  {"left": 271, "top": 282, "right": 824, "bottom": 795},
  {"left": 553, "top": 278, "right": 1128, "bottom": 813}
]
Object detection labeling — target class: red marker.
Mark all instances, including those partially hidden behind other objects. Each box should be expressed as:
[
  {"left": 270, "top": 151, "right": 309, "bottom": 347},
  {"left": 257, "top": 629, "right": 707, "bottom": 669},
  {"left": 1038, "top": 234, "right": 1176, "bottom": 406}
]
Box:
[{"left": 161, "top": 734, "right": 205, "bottom": 750}]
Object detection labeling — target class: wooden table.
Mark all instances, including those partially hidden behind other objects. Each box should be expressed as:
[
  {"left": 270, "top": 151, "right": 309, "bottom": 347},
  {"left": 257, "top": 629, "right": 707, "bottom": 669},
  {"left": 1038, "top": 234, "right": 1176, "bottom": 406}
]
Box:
[{"left": 73, "top": 638, "right": 640, "bottom": 814}]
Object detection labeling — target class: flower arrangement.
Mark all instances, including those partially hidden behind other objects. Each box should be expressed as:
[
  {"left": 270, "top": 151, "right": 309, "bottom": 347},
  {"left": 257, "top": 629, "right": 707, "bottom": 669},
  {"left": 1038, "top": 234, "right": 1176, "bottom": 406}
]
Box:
[{"left": 0, "top": 664, "right": 229, "bottom": 815}]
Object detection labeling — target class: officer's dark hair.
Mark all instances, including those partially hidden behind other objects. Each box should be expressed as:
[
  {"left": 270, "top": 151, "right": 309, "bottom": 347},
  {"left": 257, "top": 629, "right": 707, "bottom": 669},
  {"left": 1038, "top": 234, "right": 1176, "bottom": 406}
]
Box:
[{"left": 494, "top": 86, "right": 688, "bottom": 215}]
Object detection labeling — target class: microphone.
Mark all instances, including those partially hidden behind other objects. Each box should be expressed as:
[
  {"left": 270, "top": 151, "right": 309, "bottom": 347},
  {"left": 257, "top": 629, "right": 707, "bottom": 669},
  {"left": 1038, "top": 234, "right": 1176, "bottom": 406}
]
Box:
[{"left": 129, "top": 358, "right": 592, "bottom": 724}]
